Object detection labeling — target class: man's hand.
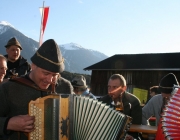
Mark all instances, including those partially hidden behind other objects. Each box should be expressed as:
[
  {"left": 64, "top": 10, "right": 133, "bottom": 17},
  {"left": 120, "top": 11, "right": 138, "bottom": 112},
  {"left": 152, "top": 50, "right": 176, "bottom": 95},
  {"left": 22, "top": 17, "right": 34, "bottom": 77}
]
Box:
[
  {"left": 7, "top": 114, "right": 35, "bottom": 132},
  {"left": 125, "top": 134, "right": 134, "bottom": 140}
]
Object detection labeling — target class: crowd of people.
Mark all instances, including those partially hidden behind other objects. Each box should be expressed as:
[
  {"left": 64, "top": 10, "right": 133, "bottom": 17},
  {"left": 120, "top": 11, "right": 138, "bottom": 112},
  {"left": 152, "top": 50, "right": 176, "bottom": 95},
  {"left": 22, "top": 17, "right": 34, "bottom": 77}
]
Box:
[{"left": 0, "top": 37, "right": 179, "bottom": 140}]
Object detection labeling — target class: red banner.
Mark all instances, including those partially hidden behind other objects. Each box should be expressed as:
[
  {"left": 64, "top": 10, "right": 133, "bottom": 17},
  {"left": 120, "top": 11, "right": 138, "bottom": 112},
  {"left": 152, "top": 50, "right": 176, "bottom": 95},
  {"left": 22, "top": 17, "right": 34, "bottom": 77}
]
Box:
[{"left": 39, "top": 7, "right": 49, "bottom": 46}]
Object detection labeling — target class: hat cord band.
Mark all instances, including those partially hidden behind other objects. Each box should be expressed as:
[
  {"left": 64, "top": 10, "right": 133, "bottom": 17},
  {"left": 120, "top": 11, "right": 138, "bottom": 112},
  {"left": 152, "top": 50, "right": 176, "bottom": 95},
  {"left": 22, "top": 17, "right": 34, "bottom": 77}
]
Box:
[
  {"left": 159, "top": 86, "right": 173, "bottom": 89},
  {"left": 36, "top": 52, "right": 64, "bottom": 66}
]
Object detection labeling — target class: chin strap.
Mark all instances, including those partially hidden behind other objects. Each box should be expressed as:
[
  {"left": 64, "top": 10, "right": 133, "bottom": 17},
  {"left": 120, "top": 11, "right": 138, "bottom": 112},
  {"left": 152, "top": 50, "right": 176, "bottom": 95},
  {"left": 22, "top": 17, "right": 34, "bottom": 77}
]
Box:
[{"left": 50, "top": 82, "right": 58, "bottom": 94}]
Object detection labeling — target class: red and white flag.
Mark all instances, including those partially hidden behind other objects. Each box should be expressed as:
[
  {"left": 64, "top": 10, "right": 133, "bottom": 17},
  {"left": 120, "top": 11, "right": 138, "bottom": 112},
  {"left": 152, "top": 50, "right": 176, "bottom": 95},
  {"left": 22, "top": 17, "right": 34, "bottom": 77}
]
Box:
[{"left": 39, "top": 7, "right": 49, "bottom": 46}]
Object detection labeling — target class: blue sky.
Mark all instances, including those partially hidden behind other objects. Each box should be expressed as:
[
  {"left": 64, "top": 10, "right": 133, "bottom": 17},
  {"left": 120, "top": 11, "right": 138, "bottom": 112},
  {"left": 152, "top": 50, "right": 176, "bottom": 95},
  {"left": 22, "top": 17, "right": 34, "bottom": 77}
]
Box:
[{"left": 1, "top": 0, "right": 180, "bottom": 56}]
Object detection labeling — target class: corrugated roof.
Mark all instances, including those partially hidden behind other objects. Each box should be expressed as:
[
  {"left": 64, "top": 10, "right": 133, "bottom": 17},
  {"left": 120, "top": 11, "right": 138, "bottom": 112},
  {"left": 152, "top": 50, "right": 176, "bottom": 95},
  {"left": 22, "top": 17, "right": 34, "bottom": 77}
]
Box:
[{"left": 84, "top": 52, "right": 180, "bottom": 70}]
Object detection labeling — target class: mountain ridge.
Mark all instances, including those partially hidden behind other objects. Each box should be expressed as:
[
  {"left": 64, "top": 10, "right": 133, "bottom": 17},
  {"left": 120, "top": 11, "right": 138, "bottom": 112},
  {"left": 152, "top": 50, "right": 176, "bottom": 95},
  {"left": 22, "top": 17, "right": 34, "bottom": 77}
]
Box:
[{"left": 0, "top": 21, "right": 108, "bottom": 74}]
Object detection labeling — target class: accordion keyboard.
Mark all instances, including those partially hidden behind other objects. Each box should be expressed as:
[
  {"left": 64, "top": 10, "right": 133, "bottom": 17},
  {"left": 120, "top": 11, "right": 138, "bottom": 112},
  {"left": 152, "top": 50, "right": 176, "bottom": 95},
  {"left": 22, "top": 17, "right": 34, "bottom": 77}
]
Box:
[
  {"left": 29, "top": 102, "right": 43, "bottom": 140},
  {"left": 28, "top": 95, "right": 59, "bottom": 140}
]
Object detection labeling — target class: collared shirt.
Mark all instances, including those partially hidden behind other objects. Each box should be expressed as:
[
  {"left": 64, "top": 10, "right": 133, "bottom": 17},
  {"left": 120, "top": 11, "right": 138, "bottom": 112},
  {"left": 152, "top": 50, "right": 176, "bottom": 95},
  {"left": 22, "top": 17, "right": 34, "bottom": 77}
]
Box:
[{"left": 82, "top": 89, "right": 96, "bottom": 99}]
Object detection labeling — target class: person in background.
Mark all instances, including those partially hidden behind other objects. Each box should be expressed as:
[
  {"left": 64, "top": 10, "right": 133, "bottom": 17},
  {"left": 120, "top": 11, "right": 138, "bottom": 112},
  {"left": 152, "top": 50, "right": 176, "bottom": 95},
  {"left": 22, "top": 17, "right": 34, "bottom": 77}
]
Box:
[
  {"left": 0, "top": 39, "right": 68, "bottom": 140},
  {"left": 0, "top": 54, "right": 8, "bottom": 83},
  {"left": 149, "top": 86, "right": 160, "bottom": 97},
  {"left": 142, "top": 73, "right": 179, "bottom": 126},
  {"left": 4, "top": 37, "right": 31, "bottom": 78},
  {"left": 0, "top": 54, "right": 8, "bottom": 140},
  {"left": 100, "top": 74, "right": 142, "bottom": 140},
  {"left": 145, "top": 86, "right": 160, "bottom": 104},
  {"left": 52, "top": 75, "right": 74, "bottom": 94},
  {"left": 71, "top": 75, "right": 96, "bottom": 99}
]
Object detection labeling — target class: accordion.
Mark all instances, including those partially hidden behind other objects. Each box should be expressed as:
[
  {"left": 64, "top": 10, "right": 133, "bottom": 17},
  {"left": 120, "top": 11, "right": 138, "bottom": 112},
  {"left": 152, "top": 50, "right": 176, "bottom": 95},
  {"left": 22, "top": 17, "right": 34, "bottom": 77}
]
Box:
[
  {"left": 156, "top": 86, "right": 180, "bottom": 140},
  {"left": 28, "top": 94, "right": 132, "bottom": 140}
]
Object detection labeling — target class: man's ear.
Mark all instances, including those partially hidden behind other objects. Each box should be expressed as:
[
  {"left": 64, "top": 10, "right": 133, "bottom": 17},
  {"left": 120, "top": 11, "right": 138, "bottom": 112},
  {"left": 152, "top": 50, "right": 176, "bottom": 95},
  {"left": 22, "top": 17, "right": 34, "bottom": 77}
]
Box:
[
  {"left": 31, "top": 63, "right": 37, "bottom": 70},
  {"left": 6, "top": 48, "right": 8, "bottom": 53},
  {"left": 122, "top": 86, "right": 127, "bottom": 91}
]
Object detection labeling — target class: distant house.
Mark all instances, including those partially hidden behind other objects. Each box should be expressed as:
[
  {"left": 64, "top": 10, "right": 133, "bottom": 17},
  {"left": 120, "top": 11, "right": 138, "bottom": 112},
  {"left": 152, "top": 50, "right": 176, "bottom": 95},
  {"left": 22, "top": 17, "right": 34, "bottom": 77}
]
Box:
[{"left": 84, "top": 52, "right": 180, "bottom": 100}]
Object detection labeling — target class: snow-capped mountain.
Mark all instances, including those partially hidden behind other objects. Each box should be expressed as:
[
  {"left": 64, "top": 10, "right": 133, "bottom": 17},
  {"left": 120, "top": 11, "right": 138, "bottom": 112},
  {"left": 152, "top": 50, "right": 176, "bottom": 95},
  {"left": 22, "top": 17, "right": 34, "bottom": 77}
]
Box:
[
  {"left": 60, "top": 43, "right": 107, "bottom": 74},
  {"left": 0, "top": 21, "right": 108, "bottom": 74},
  {"left": 0, "top": 21, "right": 14, "bottom": 34}
]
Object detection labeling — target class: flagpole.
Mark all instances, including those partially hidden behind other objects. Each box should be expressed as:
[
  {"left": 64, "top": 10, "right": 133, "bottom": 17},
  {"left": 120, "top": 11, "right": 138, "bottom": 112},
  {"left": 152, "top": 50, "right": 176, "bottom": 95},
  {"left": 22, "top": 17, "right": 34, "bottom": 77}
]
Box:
[{"left": 39, "top": 1, "right": 45, "bottom": 47}]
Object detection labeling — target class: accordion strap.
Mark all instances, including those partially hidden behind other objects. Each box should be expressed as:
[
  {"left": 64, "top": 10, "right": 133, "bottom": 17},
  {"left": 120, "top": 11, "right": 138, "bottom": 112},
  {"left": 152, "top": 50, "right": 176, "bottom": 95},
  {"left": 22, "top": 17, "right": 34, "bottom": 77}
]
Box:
[{"left": 10, "top": 77, "right": 50, "bottom": 92}]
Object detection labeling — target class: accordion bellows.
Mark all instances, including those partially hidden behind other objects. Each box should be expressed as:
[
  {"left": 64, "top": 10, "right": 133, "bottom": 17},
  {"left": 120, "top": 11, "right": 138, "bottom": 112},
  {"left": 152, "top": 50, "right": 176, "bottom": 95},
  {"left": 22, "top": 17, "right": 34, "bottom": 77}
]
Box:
[
  {"left": 29, "top": 94, "right": 132, "bottom": 140},
  {"left": 161, "top": 87, "right": 180, "bottom": 140}
]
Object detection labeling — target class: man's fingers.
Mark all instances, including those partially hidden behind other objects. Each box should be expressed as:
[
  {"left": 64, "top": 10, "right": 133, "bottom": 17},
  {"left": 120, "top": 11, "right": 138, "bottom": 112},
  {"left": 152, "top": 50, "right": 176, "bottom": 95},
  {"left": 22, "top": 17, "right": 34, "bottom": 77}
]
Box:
[
  {"left": 20, "top": 115, "right": 35, "bottom": 121},
  {"left": 23, "top": 128, "right": 34, "bottom": 133},
  {"left": 25, "top": 124, "right": 35, "bottom": 129},
  {"left": 23, "top": 124, "right": 35, "bottom": 132},
  {"left": 7, "top": 115, "right": 35, "bottom": 132},
  {"left": 25, "top": 119, "right": 35, "bottom": 126}
]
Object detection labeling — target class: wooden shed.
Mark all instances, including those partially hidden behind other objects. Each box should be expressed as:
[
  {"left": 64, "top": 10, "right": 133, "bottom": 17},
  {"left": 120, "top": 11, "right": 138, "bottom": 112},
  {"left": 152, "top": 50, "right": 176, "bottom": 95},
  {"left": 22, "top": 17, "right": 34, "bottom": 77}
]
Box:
[{"left": 84, "top": 52, "right": 180, "bottom": 101}]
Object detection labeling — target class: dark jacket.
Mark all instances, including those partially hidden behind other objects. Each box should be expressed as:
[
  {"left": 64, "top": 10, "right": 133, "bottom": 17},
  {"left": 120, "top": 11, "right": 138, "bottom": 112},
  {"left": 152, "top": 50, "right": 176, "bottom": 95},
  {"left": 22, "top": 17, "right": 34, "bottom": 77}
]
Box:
[
  {"left": 100, "top": 91, "right": 142, "bottom": 124},
  {"left": 0, "top": 75, "right": 73, "bottom": 140},
  {"left": 4, "top": 55, "right": 31, "bottom": 79},
  {"left": 100, "top": 91, "right": 142, "bottom": 139},
  {"left": 55, "top": 77, "right": 74, "bottom": 94}
]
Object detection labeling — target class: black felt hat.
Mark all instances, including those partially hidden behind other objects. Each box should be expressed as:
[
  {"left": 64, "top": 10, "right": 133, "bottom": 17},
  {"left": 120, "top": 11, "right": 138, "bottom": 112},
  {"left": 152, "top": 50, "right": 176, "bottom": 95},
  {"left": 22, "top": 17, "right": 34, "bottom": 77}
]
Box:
[
  {"left": 5, "top": 37, "right": 22, "bottom": 50},
  {"left": 31, "top": 39, "right": 64, "bottom": 73},
  {"left": 71, "top": 75, "right": 87, "bottom": 88},
  {"left": 159, "top": 73, "right": 179, "bottom": 94}
]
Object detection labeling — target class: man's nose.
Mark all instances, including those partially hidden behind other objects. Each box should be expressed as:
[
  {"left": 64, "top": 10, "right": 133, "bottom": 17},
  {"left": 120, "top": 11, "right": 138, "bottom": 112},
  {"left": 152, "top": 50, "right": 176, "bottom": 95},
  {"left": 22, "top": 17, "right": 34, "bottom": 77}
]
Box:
[
  {"left": 108, "top": 87, "right": 113, "bottom": 93},
  {"left": 108, "top": 88, "right": 114, "bottom": 94},
  {"left": 47, "top": 75, "right": 54, "bottom": 83},
  {"left": 3, "top": 68, "right": 6, "bottom": 74},
  {"left": 0, "top": 68, "right": 6, "bottom": 74}
]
